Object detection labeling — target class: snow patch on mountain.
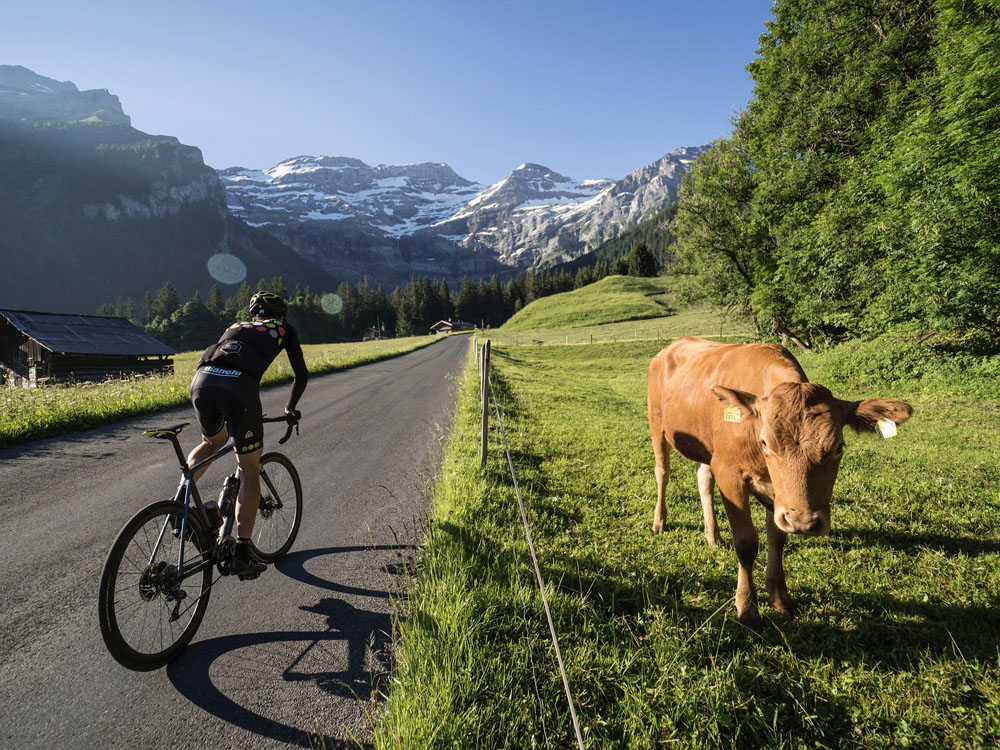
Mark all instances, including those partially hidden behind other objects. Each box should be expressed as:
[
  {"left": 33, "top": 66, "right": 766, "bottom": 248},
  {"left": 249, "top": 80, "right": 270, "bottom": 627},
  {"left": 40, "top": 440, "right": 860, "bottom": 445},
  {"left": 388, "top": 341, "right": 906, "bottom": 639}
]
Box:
[{"left": 218, "top": 145, "right": 706, "bottom": 283}]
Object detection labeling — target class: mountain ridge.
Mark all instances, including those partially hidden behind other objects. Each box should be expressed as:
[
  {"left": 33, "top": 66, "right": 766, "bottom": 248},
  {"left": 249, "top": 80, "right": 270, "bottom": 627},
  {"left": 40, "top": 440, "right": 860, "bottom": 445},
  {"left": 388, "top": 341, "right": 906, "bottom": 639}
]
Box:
[{"left": 220, "top": 145, "right": 705, "bottom": 287}]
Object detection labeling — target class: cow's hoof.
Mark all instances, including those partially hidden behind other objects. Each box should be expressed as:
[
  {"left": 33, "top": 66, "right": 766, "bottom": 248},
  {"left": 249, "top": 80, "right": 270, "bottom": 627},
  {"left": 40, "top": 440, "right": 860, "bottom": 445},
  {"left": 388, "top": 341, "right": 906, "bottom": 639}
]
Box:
[
  {"left": 652, "top": 521, "right": 664, "bottom": 534},
  {"left": 705, "top": 532, "right": 722, "bottom": 548},
  {"left": 772, "top": 599, "right": 797, "bottom": 618},
  {"left": 737, "top": 607, "right": 764, "bottom": 629}
]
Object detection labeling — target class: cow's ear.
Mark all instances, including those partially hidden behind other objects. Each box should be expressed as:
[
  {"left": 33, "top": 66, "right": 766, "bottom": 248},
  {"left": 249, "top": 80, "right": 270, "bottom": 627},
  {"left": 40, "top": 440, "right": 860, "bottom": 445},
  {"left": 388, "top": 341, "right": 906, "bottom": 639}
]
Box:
[
  {"left": 712, "top": 386, "right": 758, "bottom": 421},
  {"left": 843, "top": 398, "right": 913, "bottom": 433}
]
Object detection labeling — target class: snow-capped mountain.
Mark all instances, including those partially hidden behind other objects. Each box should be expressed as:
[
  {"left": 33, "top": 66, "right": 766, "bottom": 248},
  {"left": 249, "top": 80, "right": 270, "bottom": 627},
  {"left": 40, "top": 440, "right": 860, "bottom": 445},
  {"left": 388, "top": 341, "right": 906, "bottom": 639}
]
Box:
[
  {"left": 220, "top": 157, "right": 483, "bottom": 237},
  {"left": 219, "top": 146, "right": 705, "bottom": 286}
]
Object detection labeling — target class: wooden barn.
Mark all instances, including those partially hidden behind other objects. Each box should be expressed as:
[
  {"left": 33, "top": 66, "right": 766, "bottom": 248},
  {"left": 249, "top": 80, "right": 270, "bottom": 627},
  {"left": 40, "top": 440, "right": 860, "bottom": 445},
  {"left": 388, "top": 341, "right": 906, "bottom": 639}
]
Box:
[
  {"left": 429, "top": 319, "right": 475, "bottom": 335},
  {"left": 0, "top": 309, "right": 175, "bottom": 387}
]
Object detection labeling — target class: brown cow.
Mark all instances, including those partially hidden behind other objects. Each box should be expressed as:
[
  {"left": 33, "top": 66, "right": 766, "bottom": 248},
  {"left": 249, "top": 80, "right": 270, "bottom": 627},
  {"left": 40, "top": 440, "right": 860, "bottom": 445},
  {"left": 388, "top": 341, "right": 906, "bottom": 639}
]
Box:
[{"left": 647, "top": 337, "right": 912, "bottom": 626}]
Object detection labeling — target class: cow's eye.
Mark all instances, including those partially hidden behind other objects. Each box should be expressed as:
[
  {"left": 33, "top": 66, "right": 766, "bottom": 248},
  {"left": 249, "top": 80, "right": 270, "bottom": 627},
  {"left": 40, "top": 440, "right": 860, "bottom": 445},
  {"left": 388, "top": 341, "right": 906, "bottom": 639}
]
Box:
[{"left": 760, "top": 438, "right": 768, "bottom": 448}]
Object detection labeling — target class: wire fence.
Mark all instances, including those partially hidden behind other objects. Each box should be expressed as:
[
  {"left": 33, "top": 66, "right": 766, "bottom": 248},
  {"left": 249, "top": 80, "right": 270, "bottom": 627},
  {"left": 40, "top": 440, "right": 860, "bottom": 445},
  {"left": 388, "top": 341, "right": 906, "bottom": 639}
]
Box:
[
  {"left": 475, "top": 337, "right": 586, "bottom": 749},
  {"left": 489, "top": 328, "right": 748, "bottom": 347}
]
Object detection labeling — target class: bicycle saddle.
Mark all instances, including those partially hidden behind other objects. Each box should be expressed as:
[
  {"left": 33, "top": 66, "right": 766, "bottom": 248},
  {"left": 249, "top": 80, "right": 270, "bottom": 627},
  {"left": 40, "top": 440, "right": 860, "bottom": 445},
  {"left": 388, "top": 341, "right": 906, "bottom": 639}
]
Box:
[{"left": 142, "top": 423, "right": 191, "bottom": 439}]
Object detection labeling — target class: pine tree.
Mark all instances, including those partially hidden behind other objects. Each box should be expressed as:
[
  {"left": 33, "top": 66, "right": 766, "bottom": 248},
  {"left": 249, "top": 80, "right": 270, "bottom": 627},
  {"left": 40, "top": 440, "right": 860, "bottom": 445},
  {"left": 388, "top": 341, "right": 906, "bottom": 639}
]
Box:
[
  {"left": 206, "top": 284, "right": 223, "bottom": 314},
  {"left": 627, "top": 242, "right": 657, "bottom": 277}
]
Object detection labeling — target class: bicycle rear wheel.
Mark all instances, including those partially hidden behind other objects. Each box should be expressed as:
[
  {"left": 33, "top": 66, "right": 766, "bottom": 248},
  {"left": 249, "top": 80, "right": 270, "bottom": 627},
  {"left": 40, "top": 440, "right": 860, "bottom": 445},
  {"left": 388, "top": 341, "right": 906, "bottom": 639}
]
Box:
[
  {"left": 98, "top": 500, "right": 213, "bottom": 671},
  {"left": 252, "top": 452, "right": 303, "bottom": 561}
]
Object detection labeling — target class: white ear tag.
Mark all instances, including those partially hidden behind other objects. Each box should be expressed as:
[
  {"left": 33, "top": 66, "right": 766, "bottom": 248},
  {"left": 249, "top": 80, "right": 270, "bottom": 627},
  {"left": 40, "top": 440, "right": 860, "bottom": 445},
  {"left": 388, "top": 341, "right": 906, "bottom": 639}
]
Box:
[
  {"left": 723, "top": 406, "right": 742, "bottom": 423},
  {"left": 876, "top": 419, "right": 897, "bottom": 439}
]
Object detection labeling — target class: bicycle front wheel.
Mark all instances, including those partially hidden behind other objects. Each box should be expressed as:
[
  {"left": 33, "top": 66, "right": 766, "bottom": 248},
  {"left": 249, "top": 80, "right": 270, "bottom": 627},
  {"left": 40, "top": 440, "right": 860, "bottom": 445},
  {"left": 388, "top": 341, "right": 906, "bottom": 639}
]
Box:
[
  {"left": 98, "top": 501, "right": 213, "bottom": 671},
  {"left": 253, "top": 452, "right": 303, "bottom": 561}
]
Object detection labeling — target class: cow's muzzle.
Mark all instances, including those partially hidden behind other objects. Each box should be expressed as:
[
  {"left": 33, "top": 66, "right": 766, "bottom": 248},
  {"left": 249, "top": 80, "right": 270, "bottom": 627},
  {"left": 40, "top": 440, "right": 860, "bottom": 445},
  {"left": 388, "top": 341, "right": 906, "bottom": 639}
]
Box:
[{"left": 776, "top": 510, "right": 829, "bottom": 536}]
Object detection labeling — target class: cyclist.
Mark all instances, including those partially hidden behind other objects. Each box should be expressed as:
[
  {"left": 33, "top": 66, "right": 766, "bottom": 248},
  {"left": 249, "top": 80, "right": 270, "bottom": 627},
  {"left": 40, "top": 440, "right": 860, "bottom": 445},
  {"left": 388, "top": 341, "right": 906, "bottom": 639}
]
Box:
[{"left": 185, "top": 291, "right": 308, "bottom": 579}]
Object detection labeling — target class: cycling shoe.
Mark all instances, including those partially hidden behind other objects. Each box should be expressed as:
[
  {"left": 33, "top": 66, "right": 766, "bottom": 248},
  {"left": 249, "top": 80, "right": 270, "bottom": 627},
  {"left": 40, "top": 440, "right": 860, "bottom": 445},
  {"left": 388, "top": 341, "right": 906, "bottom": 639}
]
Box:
[{"left": 232, "top": 551, "right": 267, "bottom": 580}]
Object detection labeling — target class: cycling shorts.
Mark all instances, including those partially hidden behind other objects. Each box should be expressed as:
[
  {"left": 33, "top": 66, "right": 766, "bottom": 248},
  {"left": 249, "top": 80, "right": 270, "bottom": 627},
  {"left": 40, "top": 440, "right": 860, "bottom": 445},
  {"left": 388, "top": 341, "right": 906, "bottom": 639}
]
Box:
[{"left": 190, "top": 367, "right": 263, "bottom": 454}]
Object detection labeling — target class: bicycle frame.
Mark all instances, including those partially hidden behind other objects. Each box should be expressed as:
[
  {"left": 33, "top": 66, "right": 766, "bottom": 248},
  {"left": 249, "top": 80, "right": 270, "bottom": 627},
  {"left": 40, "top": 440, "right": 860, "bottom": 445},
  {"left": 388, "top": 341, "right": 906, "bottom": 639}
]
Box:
[
  {"left": 157, "top": 435, "right": 235, "bottom": 589},
  {"left": 145, "top": 414, "right": 297, "bottom": 590}
]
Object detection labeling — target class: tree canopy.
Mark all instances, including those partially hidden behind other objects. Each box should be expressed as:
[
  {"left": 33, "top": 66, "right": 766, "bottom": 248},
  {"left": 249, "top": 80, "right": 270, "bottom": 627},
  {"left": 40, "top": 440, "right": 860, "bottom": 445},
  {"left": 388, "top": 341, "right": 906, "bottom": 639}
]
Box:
[{"left": 673, "top": 0, "right": 1000, "bottom": 350}]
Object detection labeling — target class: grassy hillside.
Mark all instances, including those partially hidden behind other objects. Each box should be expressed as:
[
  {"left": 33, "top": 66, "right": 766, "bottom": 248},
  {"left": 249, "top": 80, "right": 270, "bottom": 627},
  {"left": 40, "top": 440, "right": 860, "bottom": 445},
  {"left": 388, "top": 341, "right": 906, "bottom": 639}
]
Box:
[
  {"left": 489, "top": 307, "right": 752, "bottom": 347},
  {"left": 376, "top": 337, "right": 1000, "bottom": 747},
  {"left": 499, "top": 275, "right": 674, "bottom": 332}
]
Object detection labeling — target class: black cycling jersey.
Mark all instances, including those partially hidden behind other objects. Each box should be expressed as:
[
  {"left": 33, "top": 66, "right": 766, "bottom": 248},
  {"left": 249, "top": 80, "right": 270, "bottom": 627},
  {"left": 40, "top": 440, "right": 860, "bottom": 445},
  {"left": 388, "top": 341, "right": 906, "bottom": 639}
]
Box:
[{"left": 196, "top": 318, "right": 308, "bottom": 411}]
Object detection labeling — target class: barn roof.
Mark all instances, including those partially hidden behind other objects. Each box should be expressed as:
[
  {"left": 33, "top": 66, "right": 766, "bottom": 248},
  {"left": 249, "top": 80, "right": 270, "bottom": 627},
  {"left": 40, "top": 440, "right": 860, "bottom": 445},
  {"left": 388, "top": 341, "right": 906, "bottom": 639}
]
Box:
[
  {"left": 430, "top": 319, "right": 475, "bottom": 330},
  {"left": 0, "top": 309, "right": 175, "bottom": 356}
]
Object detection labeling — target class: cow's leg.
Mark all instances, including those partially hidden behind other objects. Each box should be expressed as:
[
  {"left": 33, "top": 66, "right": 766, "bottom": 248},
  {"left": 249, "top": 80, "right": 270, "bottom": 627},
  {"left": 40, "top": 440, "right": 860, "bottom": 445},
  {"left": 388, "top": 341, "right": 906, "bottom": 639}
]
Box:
[
  {"left": 714, "top": 468, "right": 761, "bottom": 626},
  {"left": 697, "top": 463, "right": 720, "bottom": 547},
  {"left": 650, "top": 429, "right": 671, "bottom": 533},
  {"left": 764, "top": 508, "right": 795, "bottom": 616}
]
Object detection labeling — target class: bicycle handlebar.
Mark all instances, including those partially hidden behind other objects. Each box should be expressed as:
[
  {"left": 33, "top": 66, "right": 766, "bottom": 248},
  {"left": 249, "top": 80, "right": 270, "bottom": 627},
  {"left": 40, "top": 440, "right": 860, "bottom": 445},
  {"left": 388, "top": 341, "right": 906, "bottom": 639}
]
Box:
[{"left": 263, "top": 412, "right": 300, "bottom": 445}]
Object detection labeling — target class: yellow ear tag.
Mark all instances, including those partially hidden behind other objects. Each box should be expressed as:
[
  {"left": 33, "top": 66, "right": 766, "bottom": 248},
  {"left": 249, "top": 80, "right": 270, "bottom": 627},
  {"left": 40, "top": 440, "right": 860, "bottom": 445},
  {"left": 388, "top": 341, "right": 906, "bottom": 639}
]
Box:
[
  {"left": 876, "top": 419, "right": 897, "bottom": 439},
  {"left": 723, "top": 406, "right": 742, "bottom": 423}
]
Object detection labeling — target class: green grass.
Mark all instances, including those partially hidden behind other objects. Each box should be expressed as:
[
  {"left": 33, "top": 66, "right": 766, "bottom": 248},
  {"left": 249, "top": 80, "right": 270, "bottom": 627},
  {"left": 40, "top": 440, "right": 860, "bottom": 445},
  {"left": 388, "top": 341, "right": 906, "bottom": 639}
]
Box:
[
  {"left": 0, "top": 335, "right": 443, "bottom": 447},
  {"left": 492, "top": 275, "right": 751, "bottom": 346},
  {"left": 500, "top": 275, "right": 676, "bottom": 332},
  {"left": 489, "top": 305, "right": 752, "bottom": 347},
  {"left": 376, "top": 335, "right": 1000, "bottom": 748}
]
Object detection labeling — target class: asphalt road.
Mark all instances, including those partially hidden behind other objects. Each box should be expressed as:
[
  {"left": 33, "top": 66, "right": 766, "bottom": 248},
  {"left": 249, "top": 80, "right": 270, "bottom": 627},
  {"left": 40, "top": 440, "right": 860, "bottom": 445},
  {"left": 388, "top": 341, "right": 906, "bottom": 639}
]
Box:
[{"left": 0, "top": 334, "right": 470, "bottom": 749}]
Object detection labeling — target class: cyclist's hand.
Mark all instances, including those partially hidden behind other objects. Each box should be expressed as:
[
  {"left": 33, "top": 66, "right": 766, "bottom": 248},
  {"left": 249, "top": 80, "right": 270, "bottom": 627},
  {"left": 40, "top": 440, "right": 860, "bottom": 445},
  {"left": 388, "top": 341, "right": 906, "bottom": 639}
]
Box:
[{"left": 284, "top": 409, "right": 301, "bottom": 423}]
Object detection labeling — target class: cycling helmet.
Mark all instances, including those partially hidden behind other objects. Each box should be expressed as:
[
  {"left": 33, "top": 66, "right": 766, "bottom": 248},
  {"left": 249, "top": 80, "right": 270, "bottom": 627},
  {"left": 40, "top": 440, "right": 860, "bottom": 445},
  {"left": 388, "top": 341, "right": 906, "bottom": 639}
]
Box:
[{"left": 249, "top": 291, "right": 288, "bottom": 319}]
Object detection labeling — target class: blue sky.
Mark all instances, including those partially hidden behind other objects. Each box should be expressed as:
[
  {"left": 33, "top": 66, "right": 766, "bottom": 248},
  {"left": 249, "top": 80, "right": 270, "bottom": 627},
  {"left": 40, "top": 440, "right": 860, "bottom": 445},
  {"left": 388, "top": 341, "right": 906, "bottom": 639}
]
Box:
[{"left": 6, "top": 0, "right": 774, "bottom": 184}]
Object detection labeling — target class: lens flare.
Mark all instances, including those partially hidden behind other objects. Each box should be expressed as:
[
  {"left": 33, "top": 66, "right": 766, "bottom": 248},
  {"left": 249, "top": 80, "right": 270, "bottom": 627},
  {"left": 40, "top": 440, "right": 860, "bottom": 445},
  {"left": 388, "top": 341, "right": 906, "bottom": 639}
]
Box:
[
  {"left": 320, "top": 293, "right": 343, "bottom": 315},
  {"left": 207, "top": 253, "right": 248, "bottom": 285}
]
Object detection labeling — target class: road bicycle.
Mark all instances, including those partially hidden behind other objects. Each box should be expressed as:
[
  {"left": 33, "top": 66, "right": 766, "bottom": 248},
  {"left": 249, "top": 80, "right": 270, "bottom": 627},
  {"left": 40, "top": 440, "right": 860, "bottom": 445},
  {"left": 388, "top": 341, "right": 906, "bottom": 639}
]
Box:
[{"left": 98, "top": 414, "right": 303, "bottom": 671}]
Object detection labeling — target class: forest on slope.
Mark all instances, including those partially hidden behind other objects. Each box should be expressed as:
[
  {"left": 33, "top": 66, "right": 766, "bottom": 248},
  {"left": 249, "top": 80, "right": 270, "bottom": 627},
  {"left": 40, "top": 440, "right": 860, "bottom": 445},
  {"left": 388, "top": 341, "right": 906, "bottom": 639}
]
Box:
[{"left": 672, "top": 0, "right": 999, "bottom": 353}]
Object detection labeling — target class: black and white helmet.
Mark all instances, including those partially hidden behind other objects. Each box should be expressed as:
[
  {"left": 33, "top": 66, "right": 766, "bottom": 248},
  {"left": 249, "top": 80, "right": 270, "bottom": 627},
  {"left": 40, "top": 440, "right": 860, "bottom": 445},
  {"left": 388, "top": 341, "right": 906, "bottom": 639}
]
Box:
[{"left": 249, "top": 291, "right": 288, "bottom": 319}]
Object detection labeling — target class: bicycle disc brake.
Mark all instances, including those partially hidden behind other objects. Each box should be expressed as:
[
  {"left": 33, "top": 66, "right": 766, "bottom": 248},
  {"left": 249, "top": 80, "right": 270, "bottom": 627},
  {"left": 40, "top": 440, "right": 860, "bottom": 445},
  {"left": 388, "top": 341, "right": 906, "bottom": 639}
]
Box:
[{"left": 259, "top": 493, "right": 281, "bottom": 519}]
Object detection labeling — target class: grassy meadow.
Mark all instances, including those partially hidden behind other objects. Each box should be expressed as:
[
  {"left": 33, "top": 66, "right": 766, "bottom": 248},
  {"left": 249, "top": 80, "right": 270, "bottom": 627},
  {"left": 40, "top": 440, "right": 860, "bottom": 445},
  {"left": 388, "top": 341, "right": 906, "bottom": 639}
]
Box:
[
  {"left": 490, "top": 275, "right": 752, "bottom": 346},
  {"left": 0, "top": 335, "right": 442, "bottom": 447},
  {"left": 500, "top": 275, "right": 676, "bottom": 332},
  {"left": 377, "top": 301, "right": 999, "bottom": 747}
]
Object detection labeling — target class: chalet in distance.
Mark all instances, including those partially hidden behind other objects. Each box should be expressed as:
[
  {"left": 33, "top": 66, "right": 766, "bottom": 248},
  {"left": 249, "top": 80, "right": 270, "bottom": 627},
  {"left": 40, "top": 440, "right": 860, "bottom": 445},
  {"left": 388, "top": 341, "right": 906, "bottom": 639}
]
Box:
[
  {"left": 429, "top": 319, "right": 475, "bottom": 335},
  {"left": 0, "top": 309, "right": 175, "bottom": 387}
]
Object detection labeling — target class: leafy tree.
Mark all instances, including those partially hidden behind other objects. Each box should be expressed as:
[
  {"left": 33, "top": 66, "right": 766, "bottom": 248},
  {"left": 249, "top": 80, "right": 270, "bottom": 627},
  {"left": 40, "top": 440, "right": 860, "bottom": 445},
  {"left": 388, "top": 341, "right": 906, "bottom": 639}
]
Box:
[{"left": 671, "top": 0, "right": 1000, "bottom": 349}]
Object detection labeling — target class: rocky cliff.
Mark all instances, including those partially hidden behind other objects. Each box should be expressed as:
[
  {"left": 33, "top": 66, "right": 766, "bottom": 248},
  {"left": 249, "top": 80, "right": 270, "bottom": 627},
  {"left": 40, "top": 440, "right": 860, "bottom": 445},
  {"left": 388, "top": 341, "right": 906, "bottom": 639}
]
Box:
[
  {"left": 0, "top": 67, "right": 334, "bottom": 313},
  {"left": 0, "top": 65, "right": 131, "bottom": 125}
]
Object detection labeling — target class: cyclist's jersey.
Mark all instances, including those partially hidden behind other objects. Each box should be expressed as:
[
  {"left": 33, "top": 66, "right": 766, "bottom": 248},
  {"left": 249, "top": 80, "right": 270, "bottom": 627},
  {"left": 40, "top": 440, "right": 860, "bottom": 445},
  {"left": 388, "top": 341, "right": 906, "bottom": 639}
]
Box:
[{"left": 196, "top": 318, "right": 308, "bottom": 411}]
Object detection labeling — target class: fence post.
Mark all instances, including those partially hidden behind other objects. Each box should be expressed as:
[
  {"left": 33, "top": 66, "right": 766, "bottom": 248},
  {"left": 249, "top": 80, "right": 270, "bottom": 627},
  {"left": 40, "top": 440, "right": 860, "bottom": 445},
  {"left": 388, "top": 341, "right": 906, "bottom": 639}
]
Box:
[{"left": 480, "top": 340, "right": 490, "bottom": 470}]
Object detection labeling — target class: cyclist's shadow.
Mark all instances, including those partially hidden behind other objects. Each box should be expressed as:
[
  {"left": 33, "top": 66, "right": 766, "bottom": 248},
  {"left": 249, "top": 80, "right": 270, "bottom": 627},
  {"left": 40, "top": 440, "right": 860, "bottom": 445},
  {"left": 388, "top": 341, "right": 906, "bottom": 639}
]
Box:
[
  {"left": 284, "top": 598, "right": 391, "bottom": 698},
  {"left": 166, "top": 596, "right": 393, "bottom": 748}
]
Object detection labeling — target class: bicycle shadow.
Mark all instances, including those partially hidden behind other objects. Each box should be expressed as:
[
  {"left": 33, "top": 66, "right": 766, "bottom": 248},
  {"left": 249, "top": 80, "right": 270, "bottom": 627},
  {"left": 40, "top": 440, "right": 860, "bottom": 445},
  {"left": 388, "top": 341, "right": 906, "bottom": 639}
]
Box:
[
  {"left": 165, "top": 544, "right": 415, "bottom": 747},
  {"left": 167, "top": 597, "right": 392, "bottom": 748},
  {"left": 276, "top": 543, "right": 416, "bottom": 600}
]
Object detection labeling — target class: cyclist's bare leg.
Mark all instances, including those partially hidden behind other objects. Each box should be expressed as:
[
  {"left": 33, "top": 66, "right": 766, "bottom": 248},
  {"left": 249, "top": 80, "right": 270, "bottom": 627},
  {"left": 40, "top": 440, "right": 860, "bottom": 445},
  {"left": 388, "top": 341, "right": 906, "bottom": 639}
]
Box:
[
  {"left": 186, "top": 428, "right": 229, "bottom": 482},
  {"left": 234, "top": 448, "right": 262, "bottom": 537}
]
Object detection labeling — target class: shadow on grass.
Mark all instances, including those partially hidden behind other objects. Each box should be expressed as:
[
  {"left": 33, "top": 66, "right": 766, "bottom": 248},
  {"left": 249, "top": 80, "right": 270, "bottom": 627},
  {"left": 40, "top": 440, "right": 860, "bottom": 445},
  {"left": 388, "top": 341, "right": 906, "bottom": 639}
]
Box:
[
  {"left": 780, "top": 588, "right": 1000, "bottom": 667},
  {"left": 831, "top": 526, "right": 1000, "bottom": 558}
]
